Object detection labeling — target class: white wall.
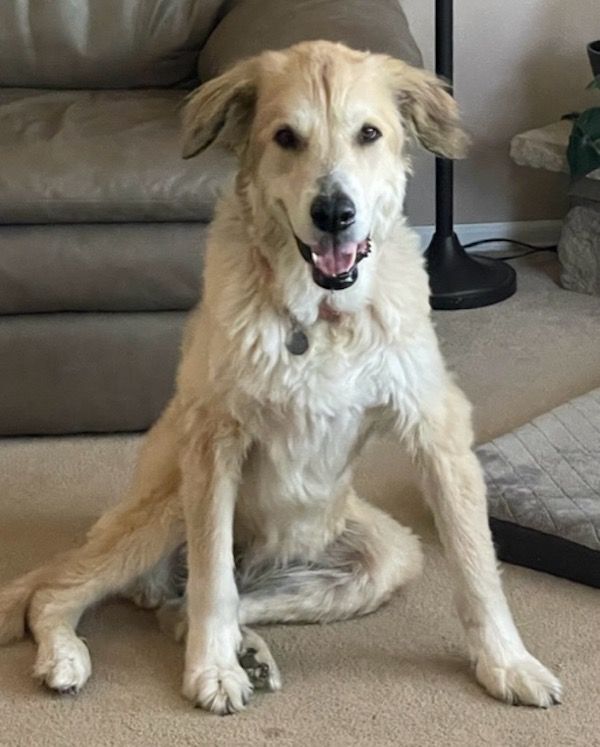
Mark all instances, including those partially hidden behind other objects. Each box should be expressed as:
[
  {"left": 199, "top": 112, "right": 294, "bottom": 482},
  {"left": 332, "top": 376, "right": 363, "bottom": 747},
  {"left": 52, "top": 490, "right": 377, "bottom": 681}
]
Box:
[{"left": 402, "top": 0, "right": 599, "bottom": 225}]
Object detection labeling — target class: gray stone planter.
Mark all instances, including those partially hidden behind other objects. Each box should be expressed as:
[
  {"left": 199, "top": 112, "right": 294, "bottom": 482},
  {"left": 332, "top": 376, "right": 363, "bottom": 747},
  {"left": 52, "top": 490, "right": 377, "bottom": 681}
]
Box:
[{"left": 558, "top": 205, "right": 600, "bottom": 295}]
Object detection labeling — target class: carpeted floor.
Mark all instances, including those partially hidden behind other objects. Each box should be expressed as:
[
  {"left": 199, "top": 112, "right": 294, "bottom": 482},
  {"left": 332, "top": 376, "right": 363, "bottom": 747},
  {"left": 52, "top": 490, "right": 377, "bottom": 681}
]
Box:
[{"left": 1, "top": 253, "right": 600, "bottom": 746}]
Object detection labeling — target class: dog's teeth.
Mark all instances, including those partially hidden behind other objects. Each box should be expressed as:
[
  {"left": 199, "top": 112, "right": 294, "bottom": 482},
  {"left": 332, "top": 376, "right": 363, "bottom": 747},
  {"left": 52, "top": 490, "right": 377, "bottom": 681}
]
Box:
[{"left": 311, "top": 252, "right": 319, "bottom": 264}]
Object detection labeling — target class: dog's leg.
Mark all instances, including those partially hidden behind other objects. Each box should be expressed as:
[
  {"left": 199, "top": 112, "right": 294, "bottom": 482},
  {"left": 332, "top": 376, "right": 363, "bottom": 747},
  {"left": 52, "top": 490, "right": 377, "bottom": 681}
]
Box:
[
  {"left": 238, "top": 497, "right": 422, "bottom": 625},
  {"left": 29, "top": 495, "right": 184, "bottom": 694},
  {"left": 179, "top": 409, "right": 252, "bottom": 715},
  {"left": 407, "top": 380, "right": 561, "bottom": 707},
  {"left": 160, "top": 495, "right": 421, "bottom": 632},
  {"left": 21, "top": 402, "right": 185, "bottom": 694}
]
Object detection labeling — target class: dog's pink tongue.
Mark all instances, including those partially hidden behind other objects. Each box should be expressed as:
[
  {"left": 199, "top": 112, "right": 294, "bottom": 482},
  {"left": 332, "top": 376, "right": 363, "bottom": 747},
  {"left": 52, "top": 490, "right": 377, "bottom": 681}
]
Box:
[{"left": 312, "top": 241, "right": 358, "bottom": 277}]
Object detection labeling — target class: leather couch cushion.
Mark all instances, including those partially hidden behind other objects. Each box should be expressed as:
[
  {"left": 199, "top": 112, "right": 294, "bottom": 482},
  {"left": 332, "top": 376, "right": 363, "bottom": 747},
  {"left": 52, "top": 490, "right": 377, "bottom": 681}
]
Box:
[
  {"left": 0, "top": 312, "right": 185, "bottom": 436},
  {"left": 0, "top": 224, "right": 205, "bottom": 315},
  {"left": 198, "top": 0, "right": 422, "bottom": 80},
  {"left": 0, "top": 89, "right": 236, "bottom": 224},
  {"left": 0, "top": 0, "right": 224, "bottom": 89}
]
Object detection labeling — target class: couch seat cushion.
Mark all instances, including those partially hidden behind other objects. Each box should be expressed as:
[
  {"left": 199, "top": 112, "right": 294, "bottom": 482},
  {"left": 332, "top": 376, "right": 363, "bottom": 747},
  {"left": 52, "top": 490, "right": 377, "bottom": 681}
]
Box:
[
  {"left": 0, "top": 311, "right": 185, "bottom": 436},
  {"left": 0, "top": 223, "right": 206, "bottom": 314},
  {"left": 0, "top": 89, "right": 236, "bottom": 224}
]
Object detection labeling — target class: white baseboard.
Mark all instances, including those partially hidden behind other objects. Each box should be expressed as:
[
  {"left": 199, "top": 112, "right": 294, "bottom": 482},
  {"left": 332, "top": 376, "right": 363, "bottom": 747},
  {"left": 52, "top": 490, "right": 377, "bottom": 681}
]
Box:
[{"left": 413, "top": 220, "right": 562, "bottom": 252}]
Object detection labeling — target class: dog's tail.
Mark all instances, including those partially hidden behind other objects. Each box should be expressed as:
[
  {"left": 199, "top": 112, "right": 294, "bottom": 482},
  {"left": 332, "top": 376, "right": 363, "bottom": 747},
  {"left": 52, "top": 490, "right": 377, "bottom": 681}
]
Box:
[{"left": 0, "top": 565, "right": 50, "bottom": 644}]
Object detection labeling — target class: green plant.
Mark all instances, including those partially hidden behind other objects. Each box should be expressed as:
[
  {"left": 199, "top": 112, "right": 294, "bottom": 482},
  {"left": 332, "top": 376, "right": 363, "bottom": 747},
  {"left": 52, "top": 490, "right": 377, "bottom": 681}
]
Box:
[{"left": 567, "top": 75, "right": 600, "bottom": 179}]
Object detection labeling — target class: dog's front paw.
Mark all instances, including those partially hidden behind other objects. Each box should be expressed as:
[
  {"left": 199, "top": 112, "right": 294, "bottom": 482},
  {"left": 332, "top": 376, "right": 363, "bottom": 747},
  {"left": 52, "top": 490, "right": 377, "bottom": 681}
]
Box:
[
  {"left": 34, "top": 635, "right": 92, "bottom": 695},
  {"left": 183, "top": 661, "right": 253, "bottom": 715},
  {"left": 475, "top": 651, "right": 562, "bottom": 708}
]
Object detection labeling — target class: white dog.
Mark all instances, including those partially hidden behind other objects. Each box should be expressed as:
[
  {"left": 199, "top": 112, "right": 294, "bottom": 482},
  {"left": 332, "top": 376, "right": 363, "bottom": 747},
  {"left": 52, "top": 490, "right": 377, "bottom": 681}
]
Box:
[{"left": 0, "top": 41, "right": 561, "bottom": 714}]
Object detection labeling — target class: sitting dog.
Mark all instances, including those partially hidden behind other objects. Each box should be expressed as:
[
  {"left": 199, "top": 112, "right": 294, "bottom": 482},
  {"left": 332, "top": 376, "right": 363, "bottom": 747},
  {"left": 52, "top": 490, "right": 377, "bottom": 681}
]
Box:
[{"left": 0, "top": 41, "right": 561, "bottom": 714}]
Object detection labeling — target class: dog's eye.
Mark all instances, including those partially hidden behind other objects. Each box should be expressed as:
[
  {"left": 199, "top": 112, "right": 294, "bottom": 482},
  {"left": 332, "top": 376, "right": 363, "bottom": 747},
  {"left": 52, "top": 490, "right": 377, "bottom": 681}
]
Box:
[
  {"left": 358, "top": 125, "right": 382, "bottom": 144},
  {"left": 274, "top": 126, "right": 300, "bottom": 150}
]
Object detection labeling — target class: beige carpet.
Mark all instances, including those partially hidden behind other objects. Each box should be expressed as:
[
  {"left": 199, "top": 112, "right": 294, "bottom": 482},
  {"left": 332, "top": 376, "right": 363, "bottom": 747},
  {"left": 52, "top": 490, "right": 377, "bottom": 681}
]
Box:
[{"left": 1, "top": 253, "right": 600, "bottom": 747}]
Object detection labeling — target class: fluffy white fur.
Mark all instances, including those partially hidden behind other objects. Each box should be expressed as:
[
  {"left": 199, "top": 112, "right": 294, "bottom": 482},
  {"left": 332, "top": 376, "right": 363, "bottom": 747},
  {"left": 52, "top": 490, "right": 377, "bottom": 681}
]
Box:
[{"left": 0, "top": 42, "right": 561, "bottom": 714}]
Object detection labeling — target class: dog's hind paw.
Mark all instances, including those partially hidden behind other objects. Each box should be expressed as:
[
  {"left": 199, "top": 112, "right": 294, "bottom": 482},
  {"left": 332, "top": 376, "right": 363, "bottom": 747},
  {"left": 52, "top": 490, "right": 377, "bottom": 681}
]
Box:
[
  {"left": 34, "top": 635, "right": 92, "bottom": 694},
  {"left": 238, "top": 627, "right": 282, "bottom": 692},
  {"left": 475, "top": 651, "right": 562, "bottom": 708}
]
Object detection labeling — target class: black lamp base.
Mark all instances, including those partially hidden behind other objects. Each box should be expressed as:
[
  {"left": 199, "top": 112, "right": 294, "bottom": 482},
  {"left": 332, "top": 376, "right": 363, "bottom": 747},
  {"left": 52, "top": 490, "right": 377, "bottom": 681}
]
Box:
[{"left": 425, "top": 232, "right": 517, "bottom": 310}]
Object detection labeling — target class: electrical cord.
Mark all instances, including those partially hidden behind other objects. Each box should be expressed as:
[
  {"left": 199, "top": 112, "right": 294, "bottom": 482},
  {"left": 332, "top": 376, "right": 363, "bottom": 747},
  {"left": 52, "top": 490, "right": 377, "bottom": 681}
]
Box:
[{"left": 463, "top": 237, "right": 558, "bottom": 262}]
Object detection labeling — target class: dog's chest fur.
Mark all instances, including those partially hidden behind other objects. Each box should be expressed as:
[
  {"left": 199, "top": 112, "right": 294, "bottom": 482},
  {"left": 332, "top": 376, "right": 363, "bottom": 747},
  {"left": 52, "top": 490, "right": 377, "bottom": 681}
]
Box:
[{"left": 228, "top": 308, "right": 439, "bottom": 559}]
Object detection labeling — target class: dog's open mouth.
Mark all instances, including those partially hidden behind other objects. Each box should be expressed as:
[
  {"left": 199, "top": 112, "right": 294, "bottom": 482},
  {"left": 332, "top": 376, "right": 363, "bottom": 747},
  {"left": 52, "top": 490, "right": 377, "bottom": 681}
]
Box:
[{"left": 295, "top": 235, "right": 372, "bottom": 290}]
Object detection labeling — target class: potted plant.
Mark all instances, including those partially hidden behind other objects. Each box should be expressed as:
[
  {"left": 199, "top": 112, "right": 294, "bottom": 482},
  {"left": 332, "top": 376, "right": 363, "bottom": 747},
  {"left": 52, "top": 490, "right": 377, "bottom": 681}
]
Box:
[{"left": 567, "top": 41, "right": 600, "bottom": 179}]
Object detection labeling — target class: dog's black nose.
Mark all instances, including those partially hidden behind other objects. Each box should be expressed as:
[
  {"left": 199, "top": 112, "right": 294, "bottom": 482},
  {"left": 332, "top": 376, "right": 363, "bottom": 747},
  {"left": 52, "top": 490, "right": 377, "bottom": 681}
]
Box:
[{"left": 310, "top": 193, "right": 356, "bottom": 233}]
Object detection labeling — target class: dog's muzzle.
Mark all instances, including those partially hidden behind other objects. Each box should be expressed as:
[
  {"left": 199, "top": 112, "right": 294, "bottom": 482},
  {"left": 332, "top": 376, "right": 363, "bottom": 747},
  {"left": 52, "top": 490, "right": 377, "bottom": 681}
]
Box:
[{"left": 294, "top": 236, "right": 372, "bottom": 291}]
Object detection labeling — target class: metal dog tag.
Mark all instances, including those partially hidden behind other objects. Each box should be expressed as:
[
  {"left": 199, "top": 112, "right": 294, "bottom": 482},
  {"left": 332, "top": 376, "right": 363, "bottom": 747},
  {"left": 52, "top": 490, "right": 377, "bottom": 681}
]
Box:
[{"left": 286, "top": 327, "right": 309, "bottom": 355}]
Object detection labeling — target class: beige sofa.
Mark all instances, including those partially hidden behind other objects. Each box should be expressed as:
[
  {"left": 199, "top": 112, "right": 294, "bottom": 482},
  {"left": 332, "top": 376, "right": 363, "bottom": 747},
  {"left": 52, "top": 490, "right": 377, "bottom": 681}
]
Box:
[{"left": 0, "top": 0, "right": 421, "bottom": 435}]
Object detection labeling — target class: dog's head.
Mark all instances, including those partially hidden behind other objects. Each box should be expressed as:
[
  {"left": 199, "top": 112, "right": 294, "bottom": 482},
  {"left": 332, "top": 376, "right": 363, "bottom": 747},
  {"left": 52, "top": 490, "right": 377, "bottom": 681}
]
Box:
[{"left": 183, "top": 41, "right": 468, "bottom": 291}]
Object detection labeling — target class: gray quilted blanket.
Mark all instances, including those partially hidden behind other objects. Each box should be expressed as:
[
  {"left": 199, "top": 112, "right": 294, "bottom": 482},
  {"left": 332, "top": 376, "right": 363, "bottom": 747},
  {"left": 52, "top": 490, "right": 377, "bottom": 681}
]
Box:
[{"left": 477, "top": 388, "right": 600, "bottom": 552}]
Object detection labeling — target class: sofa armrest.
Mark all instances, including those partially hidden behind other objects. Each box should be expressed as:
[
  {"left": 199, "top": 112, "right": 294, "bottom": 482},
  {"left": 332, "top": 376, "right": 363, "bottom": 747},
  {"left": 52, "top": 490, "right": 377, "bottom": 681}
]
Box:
[{"left": 197, "top": 0, "right": 422, "bottom": 81}]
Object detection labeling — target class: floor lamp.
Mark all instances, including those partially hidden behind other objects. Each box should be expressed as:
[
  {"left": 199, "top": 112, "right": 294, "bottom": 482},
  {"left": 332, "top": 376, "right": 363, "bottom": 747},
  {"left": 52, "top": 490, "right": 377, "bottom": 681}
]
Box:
[{"left": 424, "top": 0, "right": 516, "bottom": 309}]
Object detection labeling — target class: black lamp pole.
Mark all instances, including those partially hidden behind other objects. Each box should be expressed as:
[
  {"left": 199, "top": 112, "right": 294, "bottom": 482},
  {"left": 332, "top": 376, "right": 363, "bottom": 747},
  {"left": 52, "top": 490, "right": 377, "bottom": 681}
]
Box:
[{"left": 425, "top": 0, "right": 516, "bottom": 309}]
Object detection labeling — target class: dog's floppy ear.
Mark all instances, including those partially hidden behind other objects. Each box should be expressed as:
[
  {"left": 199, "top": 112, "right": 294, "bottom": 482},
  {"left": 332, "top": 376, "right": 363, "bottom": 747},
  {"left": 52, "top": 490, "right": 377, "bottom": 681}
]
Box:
[
  {"left": 182, "top": 58, "right": 258, "bottom": 159},
  {"left": 385, "top": 59, "right": 470, "bottom": 159}
]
